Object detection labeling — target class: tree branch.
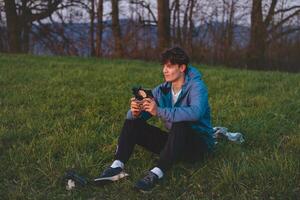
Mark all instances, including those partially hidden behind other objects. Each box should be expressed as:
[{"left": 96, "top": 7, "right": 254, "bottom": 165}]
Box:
[
  {"left": 130, "top": 0, "right": 157, "bottom": 23},
  {"left": 267, "top": 27, "right": 300, "bottom": 44},
  {"left": 269, "top": 9, "right": 300, "bottom": 34},
  {"left": 30, "top": 0, "right": 62, "bottom": 22},
  {"left": 264, "top": 0, "right": 277, "bottom": 27},
  {"left": 274, "top": 5, "right": 300, "bottom": 14}
]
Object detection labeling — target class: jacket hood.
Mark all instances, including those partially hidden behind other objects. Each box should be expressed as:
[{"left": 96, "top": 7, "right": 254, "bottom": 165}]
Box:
[
  {"left": 161, "top": 65, "right": 202, "bottom": 90},
  {"left": 186, "top": 65, "right": 202, "bottom": 80}
]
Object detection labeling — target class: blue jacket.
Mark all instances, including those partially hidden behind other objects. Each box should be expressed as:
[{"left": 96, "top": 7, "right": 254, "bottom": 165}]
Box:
[{"left": 127, "top": 66, "right": 215, "bottom": 150}]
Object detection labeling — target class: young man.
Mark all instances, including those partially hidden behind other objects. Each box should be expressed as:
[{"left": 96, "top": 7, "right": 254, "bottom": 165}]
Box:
[{"left": 94, "top": 47, "right": 215, "bottom": 192}]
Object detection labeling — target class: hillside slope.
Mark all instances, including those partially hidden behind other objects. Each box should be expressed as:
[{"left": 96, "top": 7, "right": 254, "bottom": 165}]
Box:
[{"left": 0, "top": 54, "right": 299, "bottom": 199}]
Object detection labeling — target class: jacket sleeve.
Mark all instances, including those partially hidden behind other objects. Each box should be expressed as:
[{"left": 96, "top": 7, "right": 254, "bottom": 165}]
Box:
[
  {"left": 126, "top": 109, "right": 152, "bottom": 121},
  {"left": 156, "top": 81, "right": 208, "bottom": 122}
]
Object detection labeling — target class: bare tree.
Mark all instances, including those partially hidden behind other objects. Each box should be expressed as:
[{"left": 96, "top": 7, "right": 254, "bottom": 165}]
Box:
[
  {"left": 127, "top": 0, "right": 158, "bottom": 59},
  {"left": 172, "top": 0, "right": 181, "bottom": 45},
  {"left": 180, "top": 0, "right": 197, "bottom": 52},
  {"left": 224, "top": 0, "right": 234, "bottom": 55},
  {"left": 3, "top": 0, "right": 66, "bottom": 53},
  {"left": 90, "top": 0, "right": 96, "bottom": 56},
  {"left": 31, "top": 8, "right": 82, "bottom": 56},
  {"left": 0, "top": 2, "right": 5, "bottom": 52},
  {"left": 73, "top": 0, "right": 103, "bottom": 57},
  {"left": 248, "top": 0, "right": 300, "bottom": 68},
  {"left": 157, "top": 0, "right": 170, "bottom": 51},
  {"left": 1, "top": 0, "right": 298, "bottom": 71},
  {"left": 130, "top": 0, "right": 157, "bottom": 25},
  {"left": 96, "top": 0, "right": 103, "bottom": 57},
  {"left": 111, "top": 0, "right": 123, "bottom": 57},
  {"left": 187, "top": 0, "right": 195, "bottom": 52},
  {"left": 2, "top": 0, "right": 85, "bottom": 54},
  {"left": 220, "top": 0, "right": 238, "bottom": 64}
]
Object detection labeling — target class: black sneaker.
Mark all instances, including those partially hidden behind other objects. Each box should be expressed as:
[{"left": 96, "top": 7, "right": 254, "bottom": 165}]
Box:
[
  {"left": 134, "top": 171, "right": 160, "bottom": 192},
  {"left": 94, "top": 167, "right": 128, "bottom": 184}
]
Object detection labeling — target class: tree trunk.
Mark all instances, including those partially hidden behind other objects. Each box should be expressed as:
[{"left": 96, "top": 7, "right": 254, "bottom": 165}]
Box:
[
  {"left": 187, "top": 0, "right": 195, "bottom": 52},
  {"left": 248, "top": 0, "right": 267, "bottom": 68},
  {"left": 90, "top": 0, "right": 96, "bottom": 56},
  {"left": 0, "top": 12, "right": 3, "bottom": 52},
  {"left": 172, "top": 1, "right": 176, "bottom": 45},
  {"left": 21, "top": 6, "right": 32, "bottom": 53},
  {"left": 22, "top": 22, "right": 31, "bottom": 53},
  {"left": 96, "top": 0, "right": 103, "bottom": 57},
  {"left": 111, "top": 0, "right": 123, "bottom": 57},
  {"left": 224, "top": 0, "right": 235, "bottom": 64},
  {"left": 182, "top": 0, "right": 190, "bottom": 48},
  {"left": 176, "top": 0, "right": 181, "bottom": 45},
  {"left": 4, "top": 0, "right": 63, "bottom": 54},
  {"left": 172, "top": 0, "right": 181, "bottom": 46},
  {"left": 4, "top": 0, "right": 21, "bottom": 53},
  {"left": 157, "top": 0, "right": 170, "bottom": 51}
]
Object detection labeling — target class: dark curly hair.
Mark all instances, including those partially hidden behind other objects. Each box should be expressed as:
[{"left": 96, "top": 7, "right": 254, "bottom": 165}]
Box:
[{"left": 160, "top": 47, "right": 190, "bottom": 66}]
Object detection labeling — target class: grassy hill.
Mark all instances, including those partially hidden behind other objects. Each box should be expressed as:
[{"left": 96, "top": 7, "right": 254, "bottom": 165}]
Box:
[{"left": 0, "top": 54, "right": 299, "bottom": 199}]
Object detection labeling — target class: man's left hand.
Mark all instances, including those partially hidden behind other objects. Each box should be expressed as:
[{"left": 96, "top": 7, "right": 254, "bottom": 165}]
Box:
[{"left": 142, "top": 98, "right": 157, "bottom": 116}]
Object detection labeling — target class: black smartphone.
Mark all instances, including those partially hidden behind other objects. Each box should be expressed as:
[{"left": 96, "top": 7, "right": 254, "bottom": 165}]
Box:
[{"left": 132, "top": 86, "right": 153, "bottom": 101}]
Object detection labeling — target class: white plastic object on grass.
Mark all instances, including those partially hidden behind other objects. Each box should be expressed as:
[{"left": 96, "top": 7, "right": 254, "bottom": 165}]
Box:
[
  {"left": 66, "top": 179, "right": 76, "bottom": 190},
  {"left": 213, "top": 127, "right": 245, "bottom": 144}
]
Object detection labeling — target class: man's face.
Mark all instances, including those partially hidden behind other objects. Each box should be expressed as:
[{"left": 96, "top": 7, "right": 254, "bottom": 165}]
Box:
[{"left": 162, "top": 61, "right": 186, "bottom": 82}]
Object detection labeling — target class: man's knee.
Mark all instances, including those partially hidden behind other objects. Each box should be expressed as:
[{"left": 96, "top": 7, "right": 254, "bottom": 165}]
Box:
[
  {"left": 122, "top": 118, "right": 147, "bottom": 132},
  {"left": 124, "top": 118, "right": 145, "bottom": 125}
]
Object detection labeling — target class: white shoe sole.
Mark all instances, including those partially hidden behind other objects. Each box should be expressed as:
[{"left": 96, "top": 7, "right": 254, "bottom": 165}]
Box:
[{"left": 94, "top": 171, "right": 129, "bottom": 182}]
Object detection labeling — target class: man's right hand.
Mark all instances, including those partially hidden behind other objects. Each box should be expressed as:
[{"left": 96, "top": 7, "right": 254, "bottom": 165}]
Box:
[{"left": 130, "top": 98, "right": 142, "bottom": 118}]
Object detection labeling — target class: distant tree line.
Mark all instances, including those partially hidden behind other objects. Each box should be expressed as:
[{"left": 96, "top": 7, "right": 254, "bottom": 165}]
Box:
[{"left": 0, "top": 0, "right": 299, "bottom": 72}]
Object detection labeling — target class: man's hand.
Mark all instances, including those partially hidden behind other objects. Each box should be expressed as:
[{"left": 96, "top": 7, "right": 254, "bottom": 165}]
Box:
[
  {"left": 130, "top": 98, "right": 142, "bottom": 118},
  {"left": 142, "top": 98, "right": 157, "bottom": 116}
]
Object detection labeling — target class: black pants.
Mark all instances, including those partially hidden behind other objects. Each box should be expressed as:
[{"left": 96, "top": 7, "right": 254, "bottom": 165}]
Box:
[{"left": 114, "top": 119, "right": 208, "bottom": 173}]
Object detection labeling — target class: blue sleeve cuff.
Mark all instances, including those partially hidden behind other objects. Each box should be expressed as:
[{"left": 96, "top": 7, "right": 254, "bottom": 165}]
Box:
[{"left": 126, "top": 110, "right": 136, "bottom": 119}]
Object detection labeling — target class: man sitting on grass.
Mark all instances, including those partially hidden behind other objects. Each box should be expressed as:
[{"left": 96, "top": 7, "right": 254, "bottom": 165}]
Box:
[{"left": 94, "top": 47, "right": 215, "bottom": 192}]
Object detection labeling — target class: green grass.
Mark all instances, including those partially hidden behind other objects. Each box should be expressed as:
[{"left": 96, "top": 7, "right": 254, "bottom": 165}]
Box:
[{"left": 0, "top": 54, "right": 299, "bottom": 199}]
